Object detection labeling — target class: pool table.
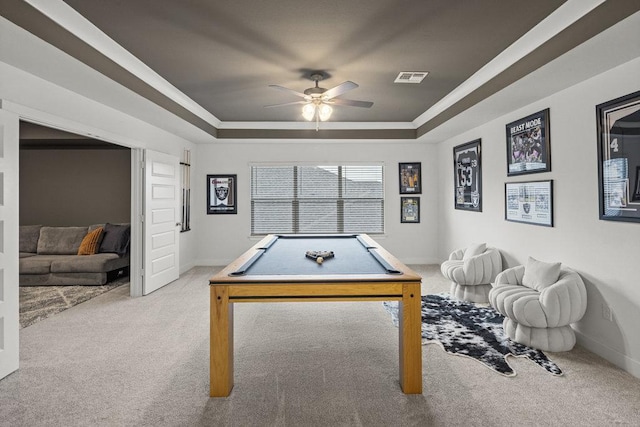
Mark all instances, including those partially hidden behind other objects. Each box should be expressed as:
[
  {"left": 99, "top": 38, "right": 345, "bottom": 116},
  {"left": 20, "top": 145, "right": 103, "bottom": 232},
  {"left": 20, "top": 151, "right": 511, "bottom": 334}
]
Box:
[{"left": 209, "top": 234, "right": 422, "bottom": 397}]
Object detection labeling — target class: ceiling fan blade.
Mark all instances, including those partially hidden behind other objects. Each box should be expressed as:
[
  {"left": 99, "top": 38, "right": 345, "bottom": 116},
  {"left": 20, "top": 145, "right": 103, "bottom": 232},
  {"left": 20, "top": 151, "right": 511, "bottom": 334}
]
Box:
[
  {"left": 329, "top": 98, "right": 374, "bottom": 108},
  {"left": 322, "top": 81, "right": 358, "bottom": 99},
  {"left": 264, "top": 100, "right": 308, "bottom": 108},
  {"left": 268, "top": 84, "right": 308, "bottom": 98}
]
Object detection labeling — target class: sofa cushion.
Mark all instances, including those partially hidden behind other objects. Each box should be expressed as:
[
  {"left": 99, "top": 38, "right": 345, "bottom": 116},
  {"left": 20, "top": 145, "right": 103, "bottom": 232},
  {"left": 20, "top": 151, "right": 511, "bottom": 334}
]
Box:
[
  {"left": 99, "top": 223, "right": 131, "bottom": 256},
  {"left": 78, "top": 227, "right": 104, "bottom": 255},
  {"left": 20, "top": 252, "right": 37, "bottom": 259},
  {"left": 50, "top": 253, "right": 128, "bottom": 273},
  {"left": 19, "top": 225, "right": 42, "bottom": 253},
  {"left": 20, "top": 256, "right": 59, "bottom": 274},
  {"left": 88, "top": 224, "right": 105, "bottom": 232},
  {"left": 37, "top": 226, "right": 89, "bottom": 255}
]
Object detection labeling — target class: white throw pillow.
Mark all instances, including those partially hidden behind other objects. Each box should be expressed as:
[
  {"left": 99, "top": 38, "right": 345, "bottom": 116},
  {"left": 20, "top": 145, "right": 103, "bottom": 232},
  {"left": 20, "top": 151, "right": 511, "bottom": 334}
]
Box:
[
  {"left": 463, "top": 243, "right": 486, "bottom": 260},
  {"left": 522, "top": 257, "right": 561, "bottom": 291}
]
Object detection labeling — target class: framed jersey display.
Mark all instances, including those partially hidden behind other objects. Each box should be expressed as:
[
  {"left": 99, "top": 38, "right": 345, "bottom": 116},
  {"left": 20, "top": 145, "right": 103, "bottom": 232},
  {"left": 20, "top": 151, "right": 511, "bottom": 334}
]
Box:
[
  {"left": 505, "top": 180, "right": 553, "bottom": 227},
  {"left": 597, "top": 90, "right": 640, "bottom": 223},
  {"left": 506, "top": 109, "right": 551, "bottom": 176},
  {"left": 207, "top": 174, "right": 237, "bottom": 214},
  {"left": 453, "top": 139, "right": 482, "bottom": 212}
]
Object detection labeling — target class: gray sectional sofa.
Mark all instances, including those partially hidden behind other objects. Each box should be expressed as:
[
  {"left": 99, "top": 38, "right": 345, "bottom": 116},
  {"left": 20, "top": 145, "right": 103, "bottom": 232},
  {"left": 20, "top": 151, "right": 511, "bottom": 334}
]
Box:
[{"left": 19, "top": 224, "right": 130, "bottom": 286}]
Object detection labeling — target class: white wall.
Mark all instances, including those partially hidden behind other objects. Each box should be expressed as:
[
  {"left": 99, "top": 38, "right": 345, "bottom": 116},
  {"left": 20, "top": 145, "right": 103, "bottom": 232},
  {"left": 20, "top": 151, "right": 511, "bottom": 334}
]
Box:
[
  {"left": 193, "top": 140, "right": 437, "bottom": 266},
  {"left": 437, "top": 56, "right": 640, "bottom": 377},
  {"left": 0, "top": 18, "right": 199, "bottom": 275}
]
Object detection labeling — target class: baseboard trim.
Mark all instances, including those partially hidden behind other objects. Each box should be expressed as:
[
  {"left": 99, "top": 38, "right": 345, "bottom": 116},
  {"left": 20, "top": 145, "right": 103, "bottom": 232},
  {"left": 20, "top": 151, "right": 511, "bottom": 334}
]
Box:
[
  {"left": 575, "top": 331, "right": 640, "bottom": 379},
  {"left": 180, "top": 260, "right": 197, "bottom": 275}
]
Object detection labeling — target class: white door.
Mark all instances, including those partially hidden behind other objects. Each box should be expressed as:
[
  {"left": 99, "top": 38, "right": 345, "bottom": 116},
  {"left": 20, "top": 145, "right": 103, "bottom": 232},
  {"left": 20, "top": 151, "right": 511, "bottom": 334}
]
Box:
[
  {"left": 0, "top": 108, "right": 20, "bottom": 380},
  {"left": 143, "top": 149, "right": 180, "bottom": 295}
]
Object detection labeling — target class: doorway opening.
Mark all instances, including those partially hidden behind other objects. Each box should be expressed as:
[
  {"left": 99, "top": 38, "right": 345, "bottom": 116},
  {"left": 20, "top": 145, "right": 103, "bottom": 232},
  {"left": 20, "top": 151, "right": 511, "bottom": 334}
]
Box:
[{"left": 18, "top": 121, "right": 133, "bottom": 328}]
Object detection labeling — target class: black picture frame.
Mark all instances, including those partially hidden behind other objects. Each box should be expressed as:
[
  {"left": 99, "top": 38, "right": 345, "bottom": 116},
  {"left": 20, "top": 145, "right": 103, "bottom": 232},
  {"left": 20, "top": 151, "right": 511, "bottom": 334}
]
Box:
[
  {"left": 596, "top": 90, "right": 640, "bottom": 223},
  {"left": 506, "top": 108, "right": 551, "bottom": 176},
  {"left": 401, "top": 197, "right": 420, "bottom": 223},
  {"left": 207, "top": 174, "right": 237, "bottom": 214},
  {"left": 399, "top": 162, "right": 421, "bottom": 194},
  {"left": 505, "top": 180, "right": 553, "bottom": 227},
  {"left": 453, "top": 139, "right": 482, "bottom": 212}
]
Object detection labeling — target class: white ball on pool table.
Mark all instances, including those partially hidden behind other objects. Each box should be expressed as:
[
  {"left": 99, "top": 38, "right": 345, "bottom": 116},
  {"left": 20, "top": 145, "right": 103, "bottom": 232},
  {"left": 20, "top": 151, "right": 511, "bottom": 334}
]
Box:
[{"left": 316, "top": 257, "right": 324, "bottom": 264}]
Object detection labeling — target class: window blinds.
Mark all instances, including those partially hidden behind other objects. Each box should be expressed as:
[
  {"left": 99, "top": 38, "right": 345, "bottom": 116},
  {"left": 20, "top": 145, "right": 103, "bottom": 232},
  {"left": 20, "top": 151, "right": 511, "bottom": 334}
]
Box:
[{"left": 251, "top": 165, "right": 384, "bottom": 234}]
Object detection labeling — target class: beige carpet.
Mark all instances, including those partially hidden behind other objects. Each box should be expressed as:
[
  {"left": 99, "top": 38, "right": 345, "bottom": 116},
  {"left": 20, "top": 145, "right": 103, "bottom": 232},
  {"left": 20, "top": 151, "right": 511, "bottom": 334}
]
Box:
[{"left": 1, "top": 265, "right": 639, "bottom": 426}]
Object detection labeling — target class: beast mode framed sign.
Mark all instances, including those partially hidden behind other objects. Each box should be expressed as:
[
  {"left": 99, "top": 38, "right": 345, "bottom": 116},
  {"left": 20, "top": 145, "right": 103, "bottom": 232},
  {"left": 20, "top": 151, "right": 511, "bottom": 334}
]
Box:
[
  {"left": 207, "top": 174, "right": 237, "bottom": 214},
  {"left": 453, "top": 139, "right": 482, "bottom": 212},
  {"left": 506, "top": 109, "right": 551, "bottom": 176}
]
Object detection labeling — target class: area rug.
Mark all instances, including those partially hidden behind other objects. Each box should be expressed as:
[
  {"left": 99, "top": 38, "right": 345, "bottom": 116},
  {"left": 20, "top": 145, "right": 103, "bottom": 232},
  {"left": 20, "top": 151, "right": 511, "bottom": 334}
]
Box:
[
  {"left": 19, "top": 276, "right": 129, "bottom": 329},
  {"left": 383, "top": 294, "right": 562, "bottom": 376}
]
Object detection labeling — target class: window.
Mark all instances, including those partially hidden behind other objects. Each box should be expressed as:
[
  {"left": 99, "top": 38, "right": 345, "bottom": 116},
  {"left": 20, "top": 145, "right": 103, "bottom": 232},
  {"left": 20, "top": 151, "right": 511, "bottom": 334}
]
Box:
[{"left": 251, "top": 165, "right": 384, "bottom": 234}]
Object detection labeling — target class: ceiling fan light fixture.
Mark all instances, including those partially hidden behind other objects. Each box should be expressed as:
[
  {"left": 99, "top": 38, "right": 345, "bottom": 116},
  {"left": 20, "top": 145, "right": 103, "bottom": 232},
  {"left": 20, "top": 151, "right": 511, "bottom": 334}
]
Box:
[
  {"left": 302, "top": 103, "right": 316, "bottom": 121},
  {"left": 318, "top": 104, "right": 333, "bottom": 121}
]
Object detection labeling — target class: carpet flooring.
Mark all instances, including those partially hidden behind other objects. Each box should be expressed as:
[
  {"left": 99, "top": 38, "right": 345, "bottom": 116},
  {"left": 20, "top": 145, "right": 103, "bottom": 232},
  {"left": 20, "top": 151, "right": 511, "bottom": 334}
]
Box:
[
  {"left": 19, "top": 276, "right": 130, "bottom": 328},
  {"left": 384, "top": 294, "right": 562, "bottom": 376},
  {"left": 2, "top": 265, "right": 640, "bottom": 426}
]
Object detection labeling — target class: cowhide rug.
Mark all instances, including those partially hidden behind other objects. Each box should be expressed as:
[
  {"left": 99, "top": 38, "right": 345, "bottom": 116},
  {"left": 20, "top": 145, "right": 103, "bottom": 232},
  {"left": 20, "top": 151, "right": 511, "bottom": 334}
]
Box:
[{"left": 383, "top": 294, "right": 562, "bottom": 376}]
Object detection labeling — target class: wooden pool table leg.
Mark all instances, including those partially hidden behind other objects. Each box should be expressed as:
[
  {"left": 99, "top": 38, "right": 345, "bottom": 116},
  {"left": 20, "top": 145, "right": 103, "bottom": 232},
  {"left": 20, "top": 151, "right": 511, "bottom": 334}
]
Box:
[
  {"left": 399, "top": 282, "right": 423, "bottom": 394},
  {"left": 210, "top": 285, "right": 234, "bottom": 397}
]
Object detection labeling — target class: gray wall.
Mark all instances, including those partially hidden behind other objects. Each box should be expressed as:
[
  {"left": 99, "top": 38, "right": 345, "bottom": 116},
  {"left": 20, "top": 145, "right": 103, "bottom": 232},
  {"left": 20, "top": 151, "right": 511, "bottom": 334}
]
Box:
[{"left": 19, "top": 148, "right": 131, "bottom": 226}]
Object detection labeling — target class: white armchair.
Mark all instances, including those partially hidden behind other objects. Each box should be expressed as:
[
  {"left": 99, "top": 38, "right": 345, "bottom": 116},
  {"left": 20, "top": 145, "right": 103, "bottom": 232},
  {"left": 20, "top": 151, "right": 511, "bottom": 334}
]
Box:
[
  {"left": 440, "top": 243, "right": 502, "bottom": 303},
  {"left": 489, "top": 258, "right": 587, "bottom": 352}
]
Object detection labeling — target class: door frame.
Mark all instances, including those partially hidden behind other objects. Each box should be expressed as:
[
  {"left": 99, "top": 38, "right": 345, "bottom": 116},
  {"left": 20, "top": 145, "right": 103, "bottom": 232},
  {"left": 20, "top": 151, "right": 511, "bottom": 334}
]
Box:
[
  {"left": 130, "top": 148, "right": 143, "bottom": 297},
  {"left": 0, "top": 103, "right": 20, "bottom": 380},
  {"left": 5, "top": 100, "right": 143, "bottom": 298}
]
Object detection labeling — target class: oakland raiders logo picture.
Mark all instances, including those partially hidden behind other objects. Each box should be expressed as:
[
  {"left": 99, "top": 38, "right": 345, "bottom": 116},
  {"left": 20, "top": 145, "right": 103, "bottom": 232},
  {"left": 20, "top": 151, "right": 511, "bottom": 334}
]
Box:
[
  {"left": 215, "top": 186, "right": 229, "bottom": 202},
  {"left": 207, "top": 174, "right": 237, "bottom": 214}
]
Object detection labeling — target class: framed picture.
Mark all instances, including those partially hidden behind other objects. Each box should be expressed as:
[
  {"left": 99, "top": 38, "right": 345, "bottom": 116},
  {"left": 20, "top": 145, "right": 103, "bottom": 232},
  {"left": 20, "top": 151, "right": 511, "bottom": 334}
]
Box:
[
  {"left": 207, "top": 174, "right": 237, "bottom": 214},
  {"left": 596, "top": 90, "right": 640, "bottom": 222},
  {"left": 399, "top": 163, "right": 421, "bottom": 194},
  {"left": 505, "top": 180, "right": 553, "bottom": 227},
  {"left": 506, "top": 108, "right": 551, "bottom": 176},
  {"left": 401, "top": 197, "right": 420, "bottom": 223},
  {"left": 453, "top": 139, "right": 482, "bottom": 212}
]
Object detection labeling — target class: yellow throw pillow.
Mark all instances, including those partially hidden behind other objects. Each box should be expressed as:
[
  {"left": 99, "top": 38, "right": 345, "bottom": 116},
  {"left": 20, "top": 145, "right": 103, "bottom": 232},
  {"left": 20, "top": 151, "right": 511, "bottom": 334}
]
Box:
[{"left": 77, "top": 227, "right": 104, "bottom": 255}]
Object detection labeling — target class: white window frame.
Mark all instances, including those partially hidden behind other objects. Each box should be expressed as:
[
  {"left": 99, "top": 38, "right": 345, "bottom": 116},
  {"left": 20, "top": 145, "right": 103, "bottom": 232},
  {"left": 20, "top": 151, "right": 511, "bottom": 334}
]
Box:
[{"left": 250, "top": 162, "right": 385, "bottom": 235}]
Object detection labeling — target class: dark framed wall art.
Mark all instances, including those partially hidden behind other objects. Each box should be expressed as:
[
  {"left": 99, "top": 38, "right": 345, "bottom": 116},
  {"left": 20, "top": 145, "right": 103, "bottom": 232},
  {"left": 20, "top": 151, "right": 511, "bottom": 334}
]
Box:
[
  {"left": 506, "top": 108, "right": 551, "bottom": 176},
  {"left": 453, "top": 139, "right": 482, "bottom": 212},
  {"left": 399, "top": 163, "right": 421, "bottom": 194},
  {"left": 505, "top": 180, "right": 553, "bottom": 227},
  {"left": 401, "top": 197, "right": 420, "bottom": 223},
  {"left": 207, "top": 174, "right": 237, "bottom": 214},
  {"left": 596, "top": 90, "right": 640, "bottom": 223}
]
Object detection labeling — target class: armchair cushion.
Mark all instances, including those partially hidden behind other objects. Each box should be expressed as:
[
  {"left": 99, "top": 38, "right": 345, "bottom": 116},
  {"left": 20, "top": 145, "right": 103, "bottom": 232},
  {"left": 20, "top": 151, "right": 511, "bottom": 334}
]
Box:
[
  {"left": 463, "top": 243, "right": 486, "bottom": 260},
  {"left": 522, "top": 257, "right": 561, "bottom": 292}
]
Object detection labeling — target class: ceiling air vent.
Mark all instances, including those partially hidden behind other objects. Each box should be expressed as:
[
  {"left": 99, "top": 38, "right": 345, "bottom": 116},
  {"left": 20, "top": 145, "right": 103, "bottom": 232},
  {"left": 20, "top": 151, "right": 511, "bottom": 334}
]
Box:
[{"left": 394, "top": 71, "right": 429, "bottom": 84}]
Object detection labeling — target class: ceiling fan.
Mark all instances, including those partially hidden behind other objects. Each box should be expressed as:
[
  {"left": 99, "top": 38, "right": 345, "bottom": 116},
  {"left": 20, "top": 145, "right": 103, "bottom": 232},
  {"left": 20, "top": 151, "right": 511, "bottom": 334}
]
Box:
[{"left": 265, "top": 72, "right": 373, "bottom": 129}]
